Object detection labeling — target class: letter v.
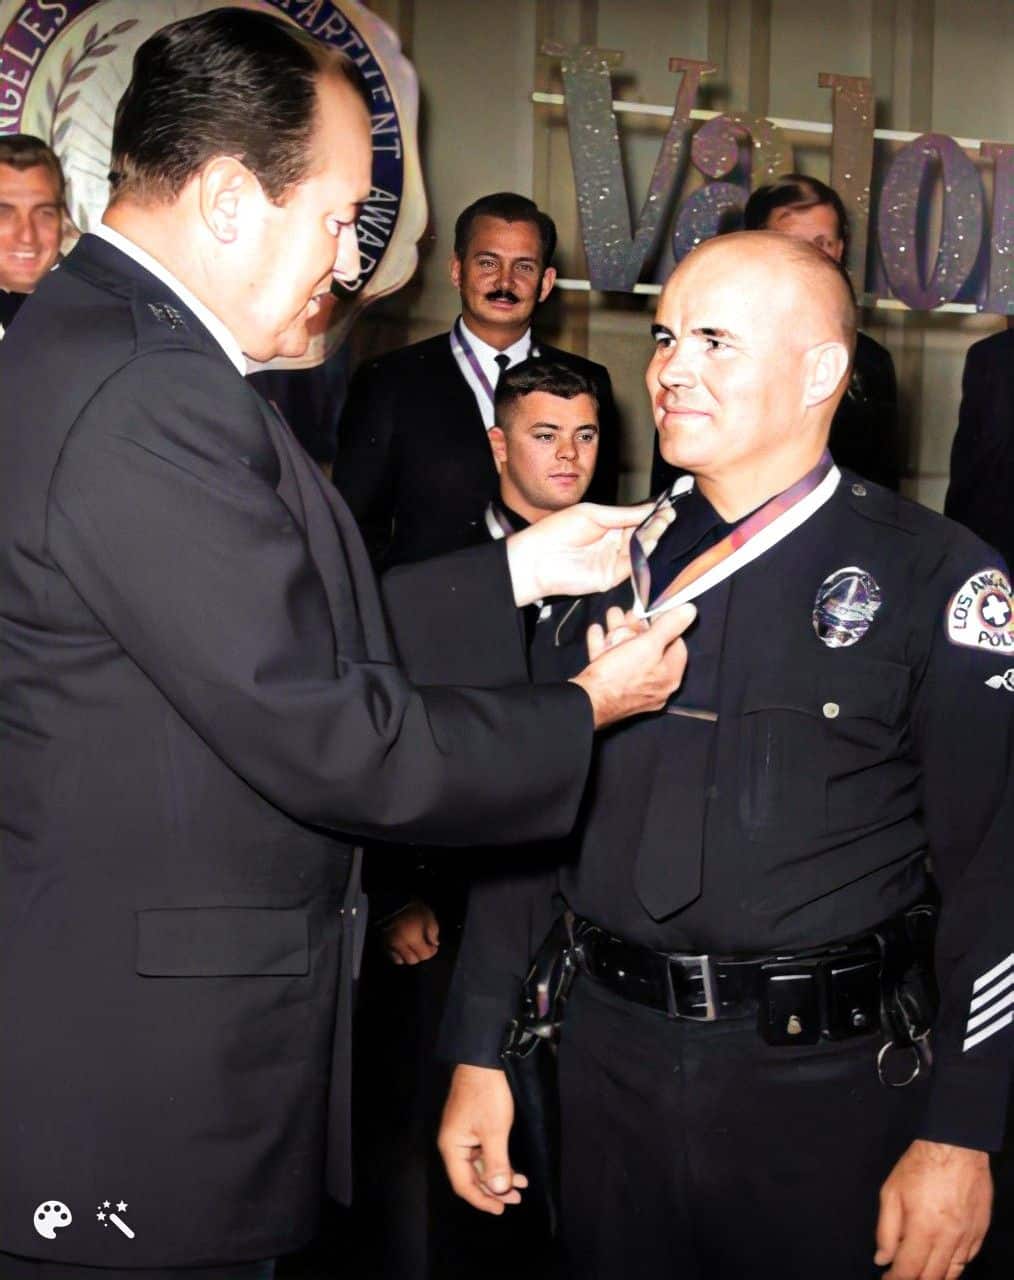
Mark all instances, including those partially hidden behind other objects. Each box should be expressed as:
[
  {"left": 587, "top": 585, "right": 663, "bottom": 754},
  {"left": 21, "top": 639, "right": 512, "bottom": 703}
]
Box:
[{"left": 544, "top": 45, "right": 714, "bottom": 292}]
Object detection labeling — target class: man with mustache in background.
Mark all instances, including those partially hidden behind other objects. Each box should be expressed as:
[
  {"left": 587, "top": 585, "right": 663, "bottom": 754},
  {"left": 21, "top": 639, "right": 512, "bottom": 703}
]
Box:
[{"left": 335, "top": 192, "right": 619, "bottom": 570}]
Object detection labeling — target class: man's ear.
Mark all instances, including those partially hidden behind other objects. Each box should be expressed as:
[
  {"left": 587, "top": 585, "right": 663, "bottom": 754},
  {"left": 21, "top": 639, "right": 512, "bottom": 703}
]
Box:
[
  {"left": 449, "top": 253, "right": 463, "bottom": 290},
  {"left": 198, "top": 157, "right": 256, "bottom": 245},
  {"left": 804, "top": 340, "right": 851, "bottom": 408},
  {"left": 538, "top": 265, "right": 557, "bottom": 304},
  {"left": 487, "top": 426, "right": 508, "bottom": 468}
]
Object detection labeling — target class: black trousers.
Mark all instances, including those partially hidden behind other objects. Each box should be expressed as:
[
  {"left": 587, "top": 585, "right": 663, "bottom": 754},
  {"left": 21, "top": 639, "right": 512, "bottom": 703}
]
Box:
[
  {"left": 0, "top": 1254, "right": 274, "bottom": 1279},
  {"left": 557, "top": 976, "right": 930, "bottom": 1280}
]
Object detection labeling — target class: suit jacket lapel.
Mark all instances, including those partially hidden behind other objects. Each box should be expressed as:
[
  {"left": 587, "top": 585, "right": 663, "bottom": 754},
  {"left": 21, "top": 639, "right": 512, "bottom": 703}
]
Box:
[{"left": 256, "top": 397, "right": 392, "bottom": 665}]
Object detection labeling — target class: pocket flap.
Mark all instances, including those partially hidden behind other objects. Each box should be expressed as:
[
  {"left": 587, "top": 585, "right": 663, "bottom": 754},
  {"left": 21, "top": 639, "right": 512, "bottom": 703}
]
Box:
[
  {"left": 742, "top": 658, "right": 910, "bottom": 726},
  {"left": 136, "top": 907, "right": 309, "bottom": 977}
]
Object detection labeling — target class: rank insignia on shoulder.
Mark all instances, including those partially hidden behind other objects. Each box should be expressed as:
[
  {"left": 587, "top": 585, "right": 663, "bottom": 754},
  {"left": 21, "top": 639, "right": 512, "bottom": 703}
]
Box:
[
  {"left": 985, "top": 669, "right": 1014, "bottom": 693},
  {"left": 147, "top": 302, "right": 186, "bottom": 331},
  {"left": 813, "top": 567, "right": 882, "bottom": 648},
  {"left": 946, "top": 568, "right": 1014, "bottom": 653}
]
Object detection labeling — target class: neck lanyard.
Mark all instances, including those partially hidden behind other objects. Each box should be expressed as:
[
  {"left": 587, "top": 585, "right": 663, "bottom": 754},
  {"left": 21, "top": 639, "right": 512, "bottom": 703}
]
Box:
[
  {"left": 452, "top": 317, "right": 499, "bottom": 406},
  {"left": 632, "top": 452, "right": 840, "bottom": 620}
]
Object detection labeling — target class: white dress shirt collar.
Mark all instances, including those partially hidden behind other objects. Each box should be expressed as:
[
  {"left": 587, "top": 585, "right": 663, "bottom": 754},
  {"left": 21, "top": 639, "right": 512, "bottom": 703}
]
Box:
[
  {"left": 458, "top": 315, "right": 534, "bottom": 382},
  {"left": 451, "top": 315, "right": 538, "bottom": 427},
  {"left": 91, "top": 223, "right": 247, "bottom": 375}
]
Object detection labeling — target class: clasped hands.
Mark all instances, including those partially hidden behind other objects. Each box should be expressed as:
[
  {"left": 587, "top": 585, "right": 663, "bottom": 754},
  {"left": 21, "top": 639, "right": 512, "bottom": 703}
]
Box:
[{"left": 504, "top": 500, "right": 696, "bottom": 728}]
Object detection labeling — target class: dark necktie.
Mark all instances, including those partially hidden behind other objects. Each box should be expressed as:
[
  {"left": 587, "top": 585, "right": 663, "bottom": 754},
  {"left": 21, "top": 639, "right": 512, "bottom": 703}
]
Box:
[{"left": 494, "top": 353, "right": 510, "bottom": 382}]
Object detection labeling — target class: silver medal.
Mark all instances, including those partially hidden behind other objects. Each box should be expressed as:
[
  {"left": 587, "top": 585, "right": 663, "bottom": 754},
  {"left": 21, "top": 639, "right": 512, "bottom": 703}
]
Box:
[{"left": 813, "top": 567, "right": 882, "bottom": 648}]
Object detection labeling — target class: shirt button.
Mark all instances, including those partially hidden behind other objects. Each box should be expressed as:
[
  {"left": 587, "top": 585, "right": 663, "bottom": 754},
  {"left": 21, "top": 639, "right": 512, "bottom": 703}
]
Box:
[
  {"left": 851, "top": 482, "right": 867, "bottom": 497},
  {"left": 822, "top": 701, "right": 840, "bottom": 719}
]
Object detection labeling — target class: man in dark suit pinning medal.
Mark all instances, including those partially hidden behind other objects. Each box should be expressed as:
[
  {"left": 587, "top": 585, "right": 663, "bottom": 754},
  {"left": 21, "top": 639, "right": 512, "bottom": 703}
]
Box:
[{"left": 0, "top": 10, "right": 699, "bottom": 1278}]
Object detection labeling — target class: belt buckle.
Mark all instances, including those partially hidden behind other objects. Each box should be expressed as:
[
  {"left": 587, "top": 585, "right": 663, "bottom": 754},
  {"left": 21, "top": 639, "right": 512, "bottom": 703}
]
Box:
[{"left": 667, "top": 953, "right": 718, "bottom": 1022}]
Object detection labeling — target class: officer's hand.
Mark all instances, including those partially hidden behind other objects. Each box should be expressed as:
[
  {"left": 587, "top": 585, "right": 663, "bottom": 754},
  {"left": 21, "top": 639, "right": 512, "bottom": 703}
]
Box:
[
  {"left": 505, "top": 500, "right": 674, "bottom": 606},
  {"left": 382, "top": 900, "right": 440, "bottom": 966},
  {"left": 874, "top": 1139, "right": 992, "bottom": 1280},
  {"left": 571, "top": 602, "right": 695, "bottom": 729},
  {"left": 438, "top": 1064, "right": 527, "bottom": 1214}
]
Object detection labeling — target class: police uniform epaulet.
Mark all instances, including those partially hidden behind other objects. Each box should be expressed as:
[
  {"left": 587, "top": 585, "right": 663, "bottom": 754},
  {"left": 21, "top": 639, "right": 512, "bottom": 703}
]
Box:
[
  {"left": 842, "top": 475, "right": 925, "bottom": 537},
  {"left": 132, "top": 296, "right": 200, "bottom": 353}
]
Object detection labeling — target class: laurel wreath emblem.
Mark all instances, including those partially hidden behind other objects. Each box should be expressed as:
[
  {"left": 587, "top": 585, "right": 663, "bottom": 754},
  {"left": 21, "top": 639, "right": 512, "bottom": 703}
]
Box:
[{"left": 45, "top": 19, "right": 139, "bottom": 149}]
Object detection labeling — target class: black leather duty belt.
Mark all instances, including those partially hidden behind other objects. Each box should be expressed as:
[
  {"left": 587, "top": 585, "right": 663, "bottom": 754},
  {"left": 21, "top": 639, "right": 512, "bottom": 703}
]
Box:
[{"left": 571, "top": 914, "right": 927, "bottom": 1046}]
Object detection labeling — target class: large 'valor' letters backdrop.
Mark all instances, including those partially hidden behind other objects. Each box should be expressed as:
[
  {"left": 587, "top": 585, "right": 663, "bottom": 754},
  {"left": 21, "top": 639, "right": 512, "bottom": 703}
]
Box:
[
  {"left": 550, "top": 45, "right": 1011, "bottom": 314},
  {"left": 0, "top": 0, "right": 428, "bottom": 368}
]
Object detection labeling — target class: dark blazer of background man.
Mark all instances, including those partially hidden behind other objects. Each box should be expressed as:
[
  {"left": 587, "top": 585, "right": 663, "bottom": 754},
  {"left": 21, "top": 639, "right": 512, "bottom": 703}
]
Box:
[
  {"left": 0, "top": 13, "right": 690, "bottom": 1279},
  {"left": 335, "top": 192, "right": 620, "bottom": 569},
  {"left": 0, "top": 133, "right": 64, "bottom": 339},
  {"left": 651, "top": 173, "right": 901, "bottom": 495},
  {"left": 946, "top": 325, "right": 1014, "bottom": 569}
]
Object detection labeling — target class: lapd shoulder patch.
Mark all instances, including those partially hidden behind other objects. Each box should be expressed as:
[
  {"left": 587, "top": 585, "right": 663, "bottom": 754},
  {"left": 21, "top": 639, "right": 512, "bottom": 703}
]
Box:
[{"left": 946, "top": 568, "right": 1014, "bottom": 653}]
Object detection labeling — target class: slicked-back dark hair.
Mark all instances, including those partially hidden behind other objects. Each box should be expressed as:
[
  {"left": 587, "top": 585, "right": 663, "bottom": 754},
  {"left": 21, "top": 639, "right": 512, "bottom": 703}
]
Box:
[
  {"left": 743, "top": 173, "right": 850, "bottom": 261},
  {"left": 454, "top": 193, "right": 557, "bottom": 268},
  {"left": 109, "top": 7, "right": 364, "bottom": 204},
  {"left": 0, "top": 133, "right": 65, "bottom": 203},
  {"left": 494, "top": 359, "right": 598, "bottom": 430}
]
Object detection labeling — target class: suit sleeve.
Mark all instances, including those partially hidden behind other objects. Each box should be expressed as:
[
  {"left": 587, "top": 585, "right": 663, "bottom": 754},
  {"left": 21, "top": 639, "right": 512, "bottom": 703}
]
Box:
[
  {"left": 910, "top": 542, "right": 1014, "bottom": 1151},
  {"left": 333, "top": 356, "right": 397, "bottom": 568},
  {"left": 47, "top": 350, "right": 593, "bottom": 849},
  {"left": 383, "top": 549, "right": 567, "bottom": 1061},
  {"left": 587, "top": 364, "right": 620, "bottom": 505},
  {"left": 438, "top": 861, "right": 559, "bottom": 1066},
  {"left": 856, "top": 339, "right": 901, "bottom": 491},
  {"left": 945, "top": 341, "right": 992, "bottom": 532}
]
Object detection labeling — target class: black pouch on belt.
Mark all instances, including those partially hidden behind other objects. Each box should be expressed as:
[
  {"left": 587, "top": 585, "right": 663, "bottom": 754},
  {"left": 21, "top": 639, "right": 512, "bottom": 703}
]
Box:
[{"left": 500, "top": 908, "right": 579, "bottom": 1237}]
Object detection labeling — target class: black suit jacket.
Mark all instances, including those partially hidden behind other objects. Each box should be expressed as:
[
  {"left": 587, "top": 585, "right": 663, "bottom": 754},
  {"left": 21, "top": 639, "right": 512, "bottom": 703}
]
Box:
[
  {"left": 334, "top": 330, "right": 619, "bottom": 569},
  {"left": 945, "top": 328, "right": 1014, "bottom": 568},
  {"left": 650, "top": 329, "right": 901, "bottom": 495},
  {"left": 0, "top": 235, "right": 594, "bottom": 1268}
]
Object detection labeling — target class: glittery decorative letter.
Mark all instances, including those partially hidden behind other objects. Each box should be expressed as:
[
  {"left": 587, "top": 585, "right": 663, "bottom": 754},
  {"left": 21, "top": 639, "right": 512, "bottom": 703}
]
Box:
[
  {"left": 819, "top": 73, "right": 875, "bottom": 301},
  {"left": 877, "top": 133, "right": 985, "bottom": 309},
  {"left": 545, "top": 44, "right": 714, "bottom": 291},
  {"left": 980, "top": 142, "right": 1013, "bottom": 315}
]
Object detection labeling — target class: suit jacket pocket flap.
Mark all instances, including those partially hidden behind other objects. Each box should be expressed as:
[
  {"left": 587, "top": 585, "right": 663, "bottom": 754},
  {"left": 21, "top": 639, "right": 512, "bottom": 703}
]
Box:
[{"left": 136, "top": 907, "right": 309, "bottom": 976}]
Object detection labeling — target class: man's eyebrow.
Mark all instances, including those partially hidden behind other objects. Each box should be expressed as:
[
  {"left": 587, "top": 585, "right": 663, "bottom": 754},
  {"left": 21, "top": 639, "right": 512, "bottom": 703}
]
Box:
[{"left": 693, "top": 326, "right": 742, "bottom": 342}]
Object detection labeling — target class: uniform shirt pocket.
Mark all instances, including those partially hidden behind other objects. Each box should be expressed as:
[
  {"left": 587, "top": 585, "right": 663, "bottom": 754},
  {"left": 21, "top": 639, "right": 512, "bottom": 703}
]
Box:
[
  {"left": 135, "top": 906, "right": 310, "bottom": 977},
  {"left": 738, "top": 658, "right": 912, "bottom": 843}
]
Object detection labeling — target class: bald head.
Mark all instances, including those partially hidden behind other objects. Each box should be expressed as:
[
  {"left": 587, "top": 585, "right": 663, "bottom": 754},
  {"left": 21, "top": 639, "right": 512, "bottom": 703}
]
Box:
[
  {"left": 677, "top": 230, "right": 857, "bottom": 356},
  {"left": 646, "top": 230, "right": 857, "bottom": 516}
]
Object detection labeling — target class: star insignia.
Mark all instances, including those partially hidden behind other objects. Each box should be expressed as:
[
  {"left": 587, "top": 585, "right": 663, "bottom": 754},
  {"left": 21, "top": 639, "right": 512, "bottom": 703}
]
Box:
[{"left": 116, "top": 1200, "right": 128, "bottom": 1213}]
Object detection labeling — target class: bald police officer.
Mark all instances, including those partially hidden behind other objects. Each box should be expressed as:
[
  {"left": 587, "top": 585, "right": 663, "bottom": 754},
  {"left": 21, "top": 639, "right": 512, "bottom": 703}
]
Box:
[{"left": 437, "top": 232, "right": 1014, "bottom": 1280}]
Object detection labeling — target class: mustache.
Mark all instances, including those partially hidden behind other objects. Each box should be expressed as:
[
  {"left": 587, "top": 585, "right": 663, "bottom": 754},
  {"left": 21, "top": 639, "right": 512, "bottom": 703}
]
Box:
[{"left": 485, "top": 289, "right": 520, "bottom": 304}]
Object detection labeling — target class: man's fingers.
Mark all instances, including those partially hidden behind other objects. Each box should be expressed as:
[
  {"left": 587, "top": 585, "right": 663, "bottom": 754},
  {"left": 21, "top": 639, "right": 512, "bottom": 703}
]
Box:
[
  {"left": 440, "top": 1145, "right": 508, "bottom": 1215},
  {"left": 423, "top": 919, "right": 440, "bottom": 947},
  {"left": 586, "top": 622, "right": 606, "bottom": 661},
  {"left": 883, "top": 1225, "right": 935, "bottom": 1280},
  {"left": 637, "top": 504, "right": 676, "bottom": 555},
  {"left": 647, "top": 601, "right": 698, "bottom": 645},
  {"left": 875, "top": 1187, "right": 903, "bottom": 1267},
  {"left": 576, "top": 500, "right": 657, "bottom": 530}
]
